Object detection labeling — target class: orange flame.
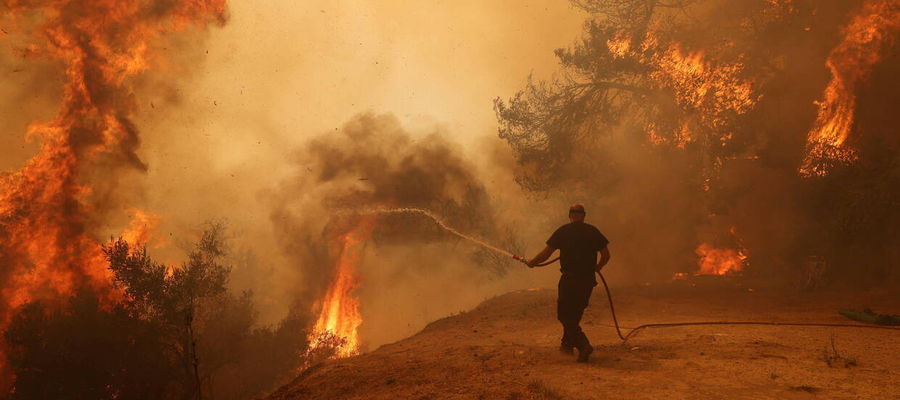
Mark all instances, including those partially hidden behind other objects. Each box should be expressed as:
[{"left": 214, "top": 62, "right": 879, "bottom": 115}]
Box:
[
  {"left": 606, "top": 33, "right": 631, "bottom": 58},
  {"left": 602, "top": 29, "right": 758, "bottom": 148},
  {"left": 695, "top": 243, "right": 747, "bottom": 275},
  {"left": 651, "top": 44, "right": 757, "bottom": 132},
  {"left": 800, "top": 1, "right": 900, "bottom": 177},
  {"left": 121, "top": 208, "right": 163, "bottom": 248},
  {"left": 0, "top": 0, "right": 226, "bottom": 387},
  {"left": 308, "top": 219, "right": 376, "bottom": 358}
]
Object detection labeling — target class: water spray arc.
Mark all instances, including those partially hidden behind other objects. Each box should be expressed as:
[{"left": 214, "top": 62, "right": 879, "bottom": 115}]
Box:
[{"left": 356, "top": 207, "right": 518, "bottom": 259}]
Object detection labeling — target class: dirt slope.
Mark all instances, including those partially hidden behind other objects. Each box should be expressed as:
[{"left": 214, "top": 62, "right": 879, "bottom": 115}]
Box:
[{"left": 268, "top": 281, "right": 900, "bottom": 400}]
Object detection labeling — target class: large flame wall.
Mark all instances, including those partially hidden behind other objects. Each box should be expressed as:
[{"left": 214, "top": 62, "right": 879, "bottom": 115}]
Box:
[{"left": 0, "top": 0, "right": 226, "bottom": 387}]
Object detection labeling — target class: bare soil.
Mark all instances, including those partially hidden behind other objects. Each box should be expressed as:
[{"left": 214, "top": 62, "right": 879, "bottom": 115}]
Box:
[{"left": 268, "top": 280, "right": 900, "bottom": 400}]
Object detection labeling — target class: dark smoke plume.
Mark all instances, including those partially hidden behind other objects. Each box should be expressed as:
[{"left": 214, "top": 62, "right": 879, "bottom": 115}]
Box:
[{"left": 269, "top": 112, "right": 520, "bottom": 307}]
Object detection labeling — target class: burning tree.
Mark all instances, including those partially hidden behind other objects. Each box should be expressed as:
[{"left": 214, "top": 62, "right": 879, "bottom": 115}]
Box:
[
  {"left": 495, "top": 0, "right": 900, "bottom": 283},
  {"left": 0, "top": 0, "right": 227, "bottom": 387},
  {"left": 493, "top": 0, "right": 765, "bottom": 191},
  {"left": 799, "top": 1, "right": 900, "bottom": 177},
  {"left": 5, "top": 225, "right": 309, "bottom": 400}
]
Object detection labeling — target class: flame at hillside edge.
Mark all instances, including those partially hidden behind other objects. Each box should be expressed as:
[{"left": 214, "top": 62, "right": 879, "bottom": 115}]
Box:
[{"left": 308, "top": 219, "right": 376, "bottom": 358}]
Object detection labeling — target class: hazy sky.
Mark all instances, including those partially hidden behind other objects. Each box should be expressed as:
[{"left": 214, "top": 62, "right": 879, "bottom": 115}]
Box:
[{"left": 153, "top": 0, "right": 586, "bottom": 172}]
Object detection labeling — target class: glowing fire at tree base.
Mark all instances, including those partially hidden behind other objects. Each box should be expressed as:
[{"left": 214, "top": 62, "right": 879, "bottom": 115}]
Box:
[{"left": 695, "top": 243, "right": 747, "bottom": 275}]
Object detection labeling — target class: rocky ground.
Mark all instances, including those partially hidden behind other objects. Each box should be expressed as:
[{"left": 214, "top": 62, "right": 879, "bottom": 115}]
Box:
[{"left": 268, "top": 279, "right": 900, "bottom": 400}]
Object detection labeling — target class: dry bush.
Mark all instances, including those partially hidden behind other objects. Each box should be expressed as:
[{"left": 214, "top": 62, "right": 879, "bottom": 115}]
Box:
[{"left": 526, "top": 379, "right": 565, "bottom": 400}]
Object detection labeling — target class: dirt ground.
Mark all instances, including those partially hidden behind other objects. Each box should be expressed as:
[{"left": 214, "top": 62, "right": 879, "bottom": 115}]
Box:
[{"left": 268, "top": 279, "right": 900, "bottom": 400}]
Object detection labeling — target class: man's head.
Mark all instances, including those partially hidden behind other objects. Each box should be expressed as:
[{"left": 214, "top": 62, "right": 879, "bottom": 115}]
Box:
[{"left": 568, "top": 203, "right": 586, "bottom": 222}]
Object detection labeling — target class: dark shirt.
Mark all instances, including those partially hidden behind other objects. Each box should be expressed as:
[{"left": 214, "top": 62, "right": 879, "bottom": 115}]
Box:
[{"left": 546, "top": 222, "right": 609, "bottom": 283}]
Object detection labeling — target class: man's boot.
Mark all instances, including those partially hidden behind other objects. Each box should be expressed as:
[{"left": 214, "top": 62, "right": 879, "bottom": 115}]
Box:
[
  {"left": 576, "top": 345, "right": 593, "bottom": 363},
  {"left": 559, "top": 342, "right": 575, "bottom": 355}
]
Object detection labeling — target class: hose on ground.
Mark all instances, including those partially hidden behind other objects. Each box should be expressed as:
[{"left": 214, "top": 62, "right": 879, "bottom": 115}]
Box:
[{"left": 526, "top": 257, "right": 900, "bottom": 342}]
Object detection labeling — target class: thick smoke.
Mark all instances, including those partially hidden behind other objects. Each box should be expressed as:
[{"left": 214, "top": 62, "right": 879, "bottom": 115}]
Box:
[{"left": 268, "top": 113, "right": 535, "bottom": 347}]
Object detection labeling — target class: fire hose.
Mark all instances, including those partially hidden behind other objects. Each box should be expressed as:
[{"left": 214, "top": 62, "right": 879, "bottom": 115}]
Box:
[{"left": 511, "top": 255, "right": 900, "bottom": 342}]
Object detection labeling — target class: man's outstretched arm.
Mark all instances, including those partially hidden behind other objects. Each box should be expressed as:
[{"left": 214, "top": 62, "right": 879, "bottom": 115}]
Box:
[
  {"left": 527, "top": 246, "right": 557, "bottom": 268},
  {"left": 596, "top": 247, "right": 611, "bottom": 272}
]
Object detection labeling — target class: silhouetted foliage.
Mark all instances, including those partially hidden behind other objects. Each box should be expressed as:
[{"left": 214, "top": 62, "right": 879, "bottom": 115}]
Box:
[
  {"left": 104, "top": 224, "right": 231, "bottom": 399},
  {"left": 5, "top": 291, "right": 174, "bottom": 400},
  {"left": 6, "top": 225, "right": 309, "bottom": 399},
  {"left": 571, "top": 0, "right": 697, "bottom": 30},
  {"left": 493, "top": 0, "right": 781, "bottom": 191}
]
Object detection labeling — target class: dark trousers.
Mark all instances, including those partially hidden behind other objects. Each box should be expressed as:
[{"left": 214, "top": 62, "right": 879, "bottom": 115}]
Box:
[{"left": 557, "top": 277, "right": 595, "bottom": 349}]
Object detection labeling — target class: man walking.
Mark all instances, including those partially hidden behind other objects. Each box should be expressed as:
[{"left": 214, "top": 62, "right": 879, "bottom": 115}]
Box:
[{"left": 525, "top": 204, "right": 611, "bottom": 362}]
